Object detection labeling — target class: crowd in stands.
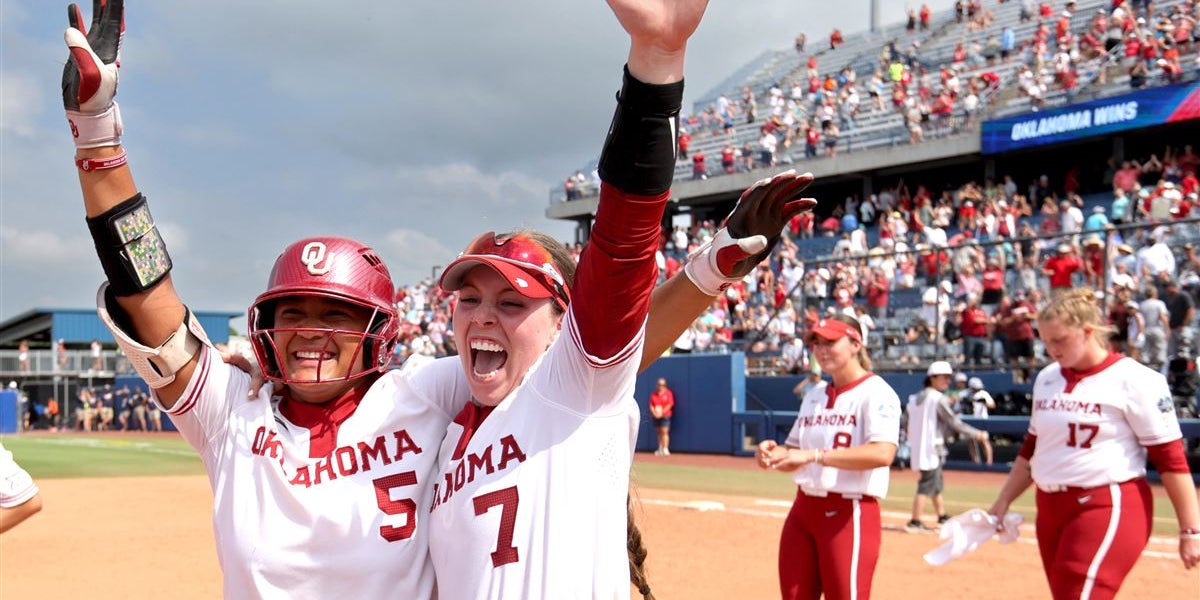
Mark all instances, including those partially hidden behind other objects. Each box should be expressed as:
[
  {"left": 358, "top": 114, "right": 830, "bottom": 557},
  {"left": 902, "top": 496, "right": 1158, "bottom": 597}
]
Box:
[
  {"left": 561, "top": 0, "right": 1200, "bottom": 197},
  {"left": 408, "top": 145, "right": 1200, "bottom": 422}
]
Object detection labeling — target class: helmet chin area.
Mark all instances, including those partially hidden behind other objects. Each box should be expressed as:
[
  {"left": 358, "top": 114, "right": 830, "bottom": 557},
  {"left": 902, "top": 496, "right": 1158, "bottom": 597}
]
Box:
[{"left": 250, "top": 326, "right": 381, "bottom": 385}]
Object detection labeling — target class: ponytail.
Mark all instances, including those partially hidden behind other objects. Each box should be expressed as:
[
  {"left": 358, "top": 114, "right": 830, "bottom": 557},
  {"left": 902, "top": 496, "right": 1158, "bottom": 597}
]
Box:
[{"left": 628, "top": 495, "right": 655, "bottom": 600}]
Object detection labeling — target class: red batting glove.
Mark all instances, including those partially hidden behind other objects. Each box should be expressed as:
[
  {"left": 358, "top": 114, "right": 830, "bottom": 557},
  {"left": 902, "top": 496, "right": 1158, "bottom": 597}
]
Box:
[
  {"left": 62, "top": 0, "right": 125, "bottom": 148},
  {"left": 684, "top": 170, "right": 817, "bottom": 295}
]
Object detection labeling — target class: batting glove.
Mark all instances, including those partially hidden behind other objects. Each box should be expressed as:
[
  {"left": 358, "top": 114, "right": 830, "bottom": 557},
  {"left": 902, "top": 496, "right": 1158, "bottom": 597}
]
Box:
[
  {"left": 684, "top": 170, "right": 817, "bottom": 296},
  {"left": 62, "top": 0, "right": 125, "bottom": 148}
]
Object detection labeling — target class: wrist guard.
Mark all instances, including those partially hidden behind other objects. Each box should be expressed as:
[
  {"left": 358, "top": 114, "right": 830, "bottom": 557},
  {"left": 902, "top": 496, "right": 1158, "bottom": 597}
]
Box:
[
  {"left": 86, "top": 193, "right": 172, "bottom": 296},
  {"left": 97, "top": 283, "right": 210, "bottom": 389},
  {"left": 683, "top": 229, "right": 768, "bottom": 296},
  {"left": 597, "top": 66, "right": 683, "bottom": 196},
  {"left": 67, "top": 102, "right": 124, "bottom": 148}
]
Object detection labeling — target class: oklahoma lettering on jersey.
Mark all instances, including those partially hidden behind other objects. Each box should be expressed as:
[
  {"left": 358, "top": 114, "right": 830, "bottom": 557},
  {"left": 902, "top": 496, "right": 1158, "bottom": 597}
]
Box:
[
  {"left": 1029, "top": 357, "right": 1182, "bottom": 488},
  {"left": 427, "top": 310, "right": 643, "bottom": 600},
  {"left": 158, "top": 348, "right": 469, "bottom": 600},
  {"left": 784, "top": 375, "right": 901, "bottom": 498}
]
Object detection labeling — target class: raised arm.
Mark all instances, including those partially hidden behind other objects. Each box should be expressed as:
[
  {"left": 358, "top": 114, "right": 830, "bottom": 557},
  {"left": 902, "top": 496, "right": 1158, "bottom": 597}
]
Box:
[
  {"left": 570, "top": 0, "right": 710, "bottom": 360},
  {"left": 63, "top": 0, "right": 200, "bottom": 406}
]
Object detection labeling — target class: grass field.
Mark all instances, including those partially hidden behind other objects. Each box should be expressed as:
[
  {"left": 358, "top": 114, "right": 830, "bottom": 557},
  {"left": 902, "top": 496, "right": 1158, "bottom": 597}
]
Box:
[
  {"left": 2, "top": 433, "right": 1188, "bottom": 536},
  {"left": 1, "top": 434, "right": 204, "bottom": 478}
]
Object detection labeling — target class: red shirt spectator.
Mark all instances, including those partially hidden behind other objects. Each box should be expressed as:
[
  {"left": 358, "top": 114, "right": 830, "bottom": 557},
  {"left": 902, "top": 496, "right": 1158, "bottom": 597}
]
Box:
[
  {"left": 1113, "top": 163, "right": 1140, "bottom": 192},
  {"left": 919, "top": 4, "right": 931, "bottom": 27},
  {"left": 692, "top": 152, "right": 707, "bottom": 178},
  {"left": 648, "top": 383, "right": 675, "bottom": 419},
  {"left": 1181, "top": 172, "right": 1198, "bottom": 196},
  {"left": 830, "top": 28, "right": 844, "bottom": 49},
  {"left": 961, "top": 305, "right": 990, "bottom": 337},
  {"left": 678, "top": 129, "right": 691, "bottom": 157},
  {"left": 866, "top": 272, "right": 889, "bottom": 310},
  {"left": 1043, "top": 247, "right": 1082, "bottom": 288},
  {"left": 999, "top": 299, "right": 1036, "bottom": 341},
  {"left": 664, "top": 255, "right": 682, "bottom": 280},
  {"left": 982, "top": 265, "right": 1005, "bottom": 292},
  {"left": 1039, "top": 3, "right": 1053, "bottom": 18}
]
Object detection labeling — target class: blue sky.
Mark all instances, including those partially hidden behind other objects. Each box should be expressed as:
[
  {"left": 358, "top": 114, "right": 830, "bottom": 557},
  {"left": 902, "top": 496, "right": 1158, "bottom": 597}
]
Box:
[{"left": 0, "top": 1, "right": 954, "bottom": 323}]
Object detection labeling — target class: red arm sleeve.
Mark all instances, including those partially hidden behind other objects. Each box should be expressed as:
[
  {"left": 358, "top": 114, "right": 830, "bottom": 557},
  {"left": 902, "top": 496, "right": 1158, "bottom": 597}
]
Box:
[
  {"left": 1017, "top": 433, "right": 1038, "bottom": 461},
  {"left": 571, "top": 182, "right": 668, "bottom": 360},
  {"left": 1146, "top": 440, "right": 1191, "bottom": 474}
]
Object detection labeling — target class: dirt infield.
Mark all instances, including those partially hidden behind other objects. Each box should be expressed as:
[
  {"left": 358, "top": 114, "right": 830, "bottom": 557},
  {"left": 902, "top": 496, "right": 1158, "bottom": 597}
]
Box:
[{"left": 1, "top": 462, "right": 1196, "bottom": 598}]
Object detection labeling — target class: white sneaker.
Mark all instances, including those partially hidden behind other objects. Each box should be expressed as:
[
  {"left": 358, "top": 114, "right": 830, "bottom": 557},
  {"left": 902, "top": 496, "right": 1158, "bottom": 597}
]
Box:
[
  {"left": 654, "top": 449, "right": 663, "bottom": 456},
  {"left": 662, "top": 448, "right": 670, "bottom": 456}
]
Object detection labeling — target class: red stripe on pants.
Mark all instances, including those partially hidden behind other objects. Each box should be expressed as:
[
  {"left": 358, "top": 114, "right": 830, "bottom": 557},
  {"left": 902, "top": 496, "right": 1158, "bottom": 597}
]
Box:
[
  {"left": 1034, "top": 478, "right": 1152, "bottom": 600},
  {"left": 778, "top": 488, "right": 881, "bottom": 600}
]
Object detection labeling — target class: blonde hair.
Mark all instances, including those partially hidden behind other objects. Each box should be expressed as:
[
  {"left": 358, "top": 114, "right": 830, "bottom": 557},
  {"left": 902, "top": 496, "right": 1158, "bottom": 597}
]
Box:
[{"left": 1037, "top": 288, "right": 1113, "bottom": 349}]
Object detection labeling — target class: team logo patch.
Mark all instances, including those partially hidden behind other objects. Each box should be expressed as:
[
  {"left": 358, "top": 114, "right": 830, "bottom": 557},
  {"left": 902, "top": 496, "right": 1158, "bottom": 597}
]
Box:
[
  {"left": 513, "top": 277, "right": 529, "bottom": 288},
  {"left": 301, "top": 242, "right": 332, "bottom": 275},
  {"left": 1158, "top": 396, "right": 1174, "bottom": 414}
]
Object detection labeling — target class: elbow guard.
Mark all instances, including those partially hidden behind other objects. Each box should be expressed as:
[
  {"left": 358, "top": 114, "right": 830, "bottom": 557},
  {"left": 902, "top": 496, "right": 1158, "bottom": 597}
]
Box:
[
  {"left": 597, "top": 66, "right": 684, "bottom": 196},
  {"left": 96, "top": 283, "right": 210, "bottom": 389}
]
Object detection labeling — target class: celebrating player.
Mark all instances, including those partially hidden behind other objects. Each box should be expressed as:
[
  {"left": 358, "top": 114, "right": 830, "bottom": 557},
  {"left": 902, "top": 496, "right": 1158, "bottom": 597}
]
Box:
[
  {"left": 425, "top": 1, "right": 717, "bottom": 597},
  {"left": 989, "top": 289, "right": 1200, "bottom": 599},
  {"left": 756, "top": 313, "right": 901, "bottom": 600},
  {"left": 61, "top": 1, "right": 815, "bottom": 596}
]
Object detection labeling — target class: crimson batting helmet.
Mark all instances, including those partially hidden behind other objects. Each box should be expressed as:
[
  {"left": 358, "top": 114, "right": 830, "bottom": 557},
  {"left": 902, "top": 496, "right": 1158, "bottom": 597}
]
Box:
[{"left": 248, "top": 237, "right": 400, "bottom": 385}]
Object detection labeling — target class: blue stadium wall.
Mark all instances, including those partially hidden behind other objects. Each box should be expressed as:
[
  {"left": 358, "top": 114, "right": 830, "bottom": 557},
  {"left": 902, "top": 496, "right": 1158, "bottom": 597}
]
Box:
[{"left": 635, "top": 355, "right": 1200, "bottom": 462}]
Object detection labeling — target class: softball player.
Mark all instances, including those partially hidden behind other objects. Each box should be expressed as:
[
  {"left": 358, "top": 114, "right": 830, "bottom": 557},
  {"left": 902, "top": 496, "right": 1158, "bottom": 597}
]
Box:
[
  {"left": 757, "top": 314, "right": 901, "bottom": 600},
  {"left": 989, "top": 289, "right": 1200, "bottom": 600},
  {"left": 63, "top": 3, "right": 473, "bottom": 596},
  {"left": 426, "top": 3, "right": 707, "bottom": 596}
]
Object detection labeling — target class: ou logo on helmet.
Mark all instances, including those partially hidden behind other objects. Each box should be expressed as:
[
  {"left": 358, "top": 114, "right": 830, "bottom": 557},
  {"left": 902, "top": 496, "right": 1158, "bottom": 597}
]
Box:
[{"left": 301, "top": 242, "right": 332, "bottom": 275}]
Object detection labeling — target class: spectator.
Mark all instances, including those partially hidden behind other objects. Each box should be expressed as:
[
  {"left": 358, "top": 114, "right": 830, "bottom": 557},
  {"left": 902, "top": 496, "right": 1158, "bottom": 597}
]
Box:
[
  {"left": 960, "top": 295, "right": 992, "bottom": 366},
  {"left": 691, "top": 150, "right": 708, "bottom": 180},
  {"left": 16, "top": 340, "right": 29, "bottom": 373},
  {"left": 1137, "top": 285, "right": 1166, "bottom": 369},
  {"left": 760, "top": 128, "right": 778, "bottom": 168},
  {"left": 997, "top": 290, "right": 1037, "bottom": 381},
  {"left": 649, "top": 378, "right": 676, "bottom": 457},
  {"left": 89, "top": 339, "right": 102, "bottom": 371},
  {"left": 678, "top": 127, "right": 691, "bottom": 160},
  {"left": 1164, "top": 279, "right": 1195, "bottom": 358},
  {"left": 904, "top": 361, "right": 988, "bottom": 532},
  {"left": 1043, "top": 243, "right": 1082, "bottom": 293},
  {"left": 963, "top": 377, "right": 995, "bottom": 465}
]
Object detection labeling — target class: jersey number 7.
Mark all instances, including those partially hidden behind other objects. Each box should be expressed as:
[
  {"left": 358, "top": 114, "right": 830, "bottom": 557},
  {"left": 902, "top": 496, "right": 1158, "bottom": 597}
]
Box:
[{"left": 474, "top": 486, "right": 520, "bottom": 567}]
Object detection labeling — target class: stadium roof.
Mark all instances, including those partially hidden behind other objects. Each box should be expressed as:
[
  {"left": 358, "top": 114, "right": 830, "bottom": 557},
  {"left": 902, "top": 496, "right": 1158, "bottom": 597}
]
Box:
[{"left": 0, "top": 307, "right": 240, "bottom": 347}]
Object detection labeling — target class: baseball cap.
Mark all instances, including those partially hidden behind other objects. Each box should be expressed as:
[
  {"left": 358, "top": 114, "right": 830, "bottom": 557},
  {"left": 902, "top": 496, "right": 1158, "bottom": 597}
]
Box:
[
  {"left": 807, "top": 318, "right": 864, "bottom": 345},
  {"left": 927, "top": 361, "right": 954, "bottom": 377},
  {"left": 954, "top": 372, "right": 967, "bottom": 382},
  {"left": 968, "top": 377, "right": 984, "bottom": 390},
  {"left": 440, "top": 231, "right": 571, "bottom": 311}
]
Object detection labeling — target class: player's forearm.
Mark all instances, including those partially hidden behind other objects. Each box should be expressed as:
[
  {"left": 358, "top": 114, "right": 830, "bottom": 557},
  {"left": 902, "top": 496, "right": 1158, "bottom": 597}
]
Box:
[
  {"left": 641, "top": 274, "right": 714, "bottom": 372},
  {"left": 1160, "top": 472, "right": 1200, "bottom": 531},
  {"left": 0, "top": 494, "right": 43, "bottom": 534}
]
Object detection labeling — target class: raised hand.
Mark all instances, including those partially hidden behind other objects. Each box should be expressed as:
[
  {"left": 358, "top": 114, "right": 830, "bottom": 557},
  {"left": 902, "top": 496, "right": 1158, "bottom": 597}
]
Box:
[
  {"left": 721, "top": 170, "right": 816, "bottom": 278},
  {"left": 684, "top": 170, "right": 817, "bottom": 296},
  {"left": 62, "top": 0, "right": 124, "bottom": 147},
  {"left": 606, "top": 0, "right": 710, "bottom": 84}
]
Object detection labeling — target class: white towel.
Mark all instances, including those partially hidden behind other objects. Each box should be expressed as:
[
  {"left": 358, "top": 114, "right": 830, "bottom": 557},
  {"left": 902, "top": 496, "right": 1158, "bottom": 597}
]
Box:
[{"left": 923, "top": 509, "right": 1023, "bottom": 566}]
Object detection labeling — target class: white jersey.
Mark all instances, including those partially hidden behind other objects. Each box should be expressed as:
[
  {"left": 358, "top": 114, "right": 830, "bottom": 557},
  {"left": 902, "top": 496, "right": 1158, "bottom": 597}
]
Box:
[
  {"left": 158, "top": 347, "right": 469, "bottom": 600},
  {"left": 0, "top": 440, "right": 38, "bottom": 508},
  {"left": 428, "top": 310, "right": 643, "bottom": 600},
  {"left": 784, "top": 375, "right": 900, "bottom": 499},
  {"left": 1029, "top": 356, "right": 1183, "bottom": 488}
]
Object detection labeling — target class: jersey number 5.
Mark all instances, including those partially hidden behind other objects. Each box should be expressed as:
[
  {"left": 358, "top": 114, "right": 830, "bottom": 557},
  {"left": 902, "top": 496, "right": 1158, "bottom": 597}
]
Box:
[
  {"left": 1066, "top": 422, "right": 1099, "bottom": 449},
  {"left": 373, "top": 472, "right": 418, "bottom": 542},
  {"left": 474, "top": 486, "right": 520, "bottom": 567}
]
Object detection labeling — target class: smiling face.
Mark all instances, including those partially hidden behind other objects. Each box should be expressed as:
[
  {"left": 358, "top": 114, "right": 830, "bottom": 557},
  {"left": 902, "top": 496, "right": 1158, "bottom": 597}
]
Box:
[
  {"left": 271, "top": 296, "right": 374, "bottom": 404},
  {"left": 453, "top": 266, "right": 563, "bottom": 407}
]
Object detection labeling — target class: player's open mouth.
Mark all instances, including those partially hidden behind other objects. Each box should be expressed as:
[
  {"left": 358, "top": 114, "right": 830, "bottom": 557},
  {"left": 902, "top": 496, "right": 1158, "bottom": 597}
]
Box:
[{"left": 470, "top": 339, "right": 507, "bottom": 379}]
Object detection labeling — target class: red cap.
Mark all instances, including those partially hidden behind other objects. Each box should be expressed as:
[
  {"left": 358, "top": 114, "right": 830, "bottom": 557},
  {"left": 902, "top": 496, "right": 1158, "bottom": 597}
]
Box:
[
  {"left": 807, "top": 318, "right": 863, "bottom": 345},
  {"left": 439, "top": 231, "right": 570, "bottom": 311}
]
